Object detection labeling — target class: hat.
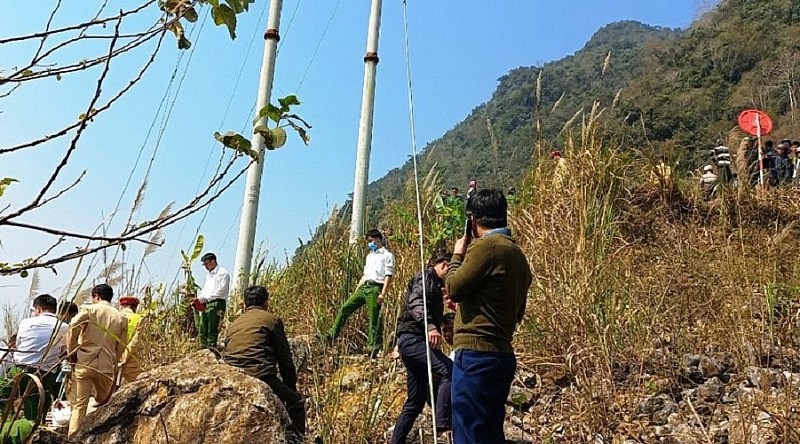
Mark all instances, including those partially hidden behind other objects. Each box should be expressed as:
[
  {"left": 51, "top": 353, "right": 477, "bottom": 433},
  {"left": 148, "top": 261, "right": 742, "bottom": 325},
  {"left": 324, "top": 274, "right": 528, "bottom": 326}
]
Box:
[
  {"left": 119, "top": 296, "right": 140, "bottom": 306},
  {"left": 703, "top": 165, "right": 713, "bottom": 172}
]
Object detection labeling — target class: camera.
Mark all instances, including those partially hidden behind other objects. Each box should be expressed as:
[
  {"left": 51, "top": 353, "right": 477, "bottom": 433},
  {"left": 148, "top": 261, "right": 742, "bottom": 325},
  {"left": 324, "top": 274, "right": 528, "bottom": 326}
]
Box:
[{"left": 464, "top": 212, "right": 473, "bottom": 241}]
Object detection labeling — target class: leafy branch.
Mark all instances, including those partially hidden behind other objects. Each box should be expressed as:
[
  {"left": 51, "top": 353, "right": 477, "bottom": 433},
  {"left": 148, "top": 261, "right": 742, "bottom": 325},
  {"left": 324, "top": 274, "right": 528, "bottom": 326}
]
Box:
[{"left": 216, "top": 94, "right": 312, "bottom": 158}]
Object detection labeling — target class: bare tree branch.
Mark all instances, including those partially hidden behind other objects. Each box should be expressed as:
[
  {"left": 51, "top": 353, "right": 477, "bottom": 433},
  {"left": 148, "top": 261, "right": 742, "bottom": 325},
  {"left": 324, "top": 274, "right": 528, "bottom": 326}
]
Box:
[
  {"left": 0, "top": 158, "right": 253, "bottom": 276},
  {"left": 2, "top": 221, "right": 162, "bottom": 246},
  {"left": 30, "top": 0, "right": 64, "bottom": 64},
  {"left": 0, "top": 31, "right": 166, "bottom": 155},
  {"left": 0, "top": 1, "right": 155, "bottom": 45},
  {"left": 0, "top": 17, "right": 122, "bottom": 223}
]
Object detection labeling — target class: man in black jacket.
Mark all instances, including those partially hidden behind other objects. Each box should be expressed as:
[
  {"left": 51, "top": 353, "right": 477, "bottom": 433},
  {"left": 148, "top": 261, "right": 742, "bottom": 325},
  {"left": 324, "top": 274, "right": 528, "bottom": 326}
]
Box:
[{"left": 390, "top": 252, "right": 453, "bottom": 443}]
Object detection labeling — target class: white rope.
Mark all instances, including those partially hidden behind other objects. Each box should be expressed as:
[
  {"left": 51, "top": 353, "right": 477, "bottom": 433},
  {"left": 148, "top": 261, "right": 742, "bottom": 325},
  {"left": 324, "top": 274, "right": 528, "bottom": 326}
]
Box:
[{"left": 401, "top": 1, "right": 439, "bottom": 442}]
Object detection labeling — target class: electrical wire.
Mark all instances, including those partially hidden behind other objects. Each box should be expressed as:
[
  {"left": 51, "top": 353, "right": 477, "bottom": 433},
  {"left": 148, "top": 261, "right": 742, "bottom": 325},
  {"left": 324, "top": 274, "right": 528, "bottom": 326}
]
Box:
[
  {"left": 295, "top": 0, "right": 342, "bottom": 93},
  {"left": 401, "top": 1, "right": 440, "bottom": 442}
]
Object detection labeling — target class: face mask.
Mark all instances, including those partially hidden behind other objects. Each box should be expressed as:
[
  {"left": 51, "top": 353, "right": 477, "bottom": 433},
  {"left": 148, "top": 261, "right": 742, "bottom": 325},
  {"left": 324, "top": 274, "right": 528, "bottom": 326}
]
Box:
[{"left": 367, "top": 241, "right": 378, "bottom": 251}]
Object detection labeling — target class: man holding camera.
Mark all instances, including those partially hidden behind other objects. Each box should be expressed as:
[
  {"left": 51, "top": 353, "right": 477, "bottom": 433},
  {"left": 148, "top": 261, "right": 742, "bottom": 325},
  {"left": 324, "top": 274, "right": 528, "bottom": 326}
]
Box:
[{"left": 446, "top": 189, "right": 532, "bottom": 443}]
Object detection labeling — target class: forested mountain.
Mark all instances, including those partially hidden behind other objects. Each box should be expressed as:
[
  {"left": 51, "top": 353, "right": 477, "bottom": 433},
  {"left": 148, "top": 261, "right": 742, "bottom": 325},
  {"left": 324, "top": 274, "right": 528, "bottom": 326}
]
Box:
[{"left": 359, "top": 0, "right": 800, "bottom": 218}]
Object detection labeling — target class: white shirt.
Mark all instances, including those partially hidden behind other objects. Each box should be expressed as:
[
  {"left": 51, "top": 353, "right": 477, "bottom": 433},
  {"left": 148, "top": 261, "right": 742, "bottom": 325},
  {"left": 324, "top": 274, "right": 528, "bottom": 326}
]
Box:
[
  {"left": 13, "top": 312, "right": 68, "bottom": 371},
  {"left": 362, "top": 247, "right": 395, "bottom": 284},
  {"left": 199, "top": 265, "right": 231, "bottom": 303}
]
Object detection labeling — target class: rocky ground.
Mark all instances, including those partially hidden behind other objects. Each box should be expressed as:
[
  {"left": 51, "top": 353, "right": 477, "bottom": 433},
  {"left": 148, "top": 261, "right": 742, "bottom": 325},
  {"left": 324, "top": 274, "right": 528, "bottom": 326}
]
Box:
[{"left": 28, "top": 338, "right": 799, "bottom": 443}]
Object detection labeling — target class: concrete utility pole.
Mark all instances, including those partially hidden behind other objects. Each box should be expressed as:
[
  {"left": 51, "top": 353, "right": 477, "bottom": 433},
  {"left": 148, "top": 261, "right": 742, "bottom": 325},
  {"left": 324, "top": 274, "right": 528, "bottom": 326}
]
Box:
[
  {"left": 349, "top": 0, "right": 383, "bottom": 243},
  {"left": 232, "top": 0, "right": 283, "bottom": 294}
]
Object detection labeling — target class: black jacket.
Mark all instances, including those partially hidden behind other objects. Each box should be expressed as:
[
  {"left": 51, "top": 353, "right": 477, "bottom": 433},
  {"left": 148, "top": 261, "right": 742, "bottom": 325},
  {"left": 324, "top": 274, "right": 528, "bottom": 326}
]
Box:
[{"left": 395, "top": 268, "right": 445, "bottom": 338}]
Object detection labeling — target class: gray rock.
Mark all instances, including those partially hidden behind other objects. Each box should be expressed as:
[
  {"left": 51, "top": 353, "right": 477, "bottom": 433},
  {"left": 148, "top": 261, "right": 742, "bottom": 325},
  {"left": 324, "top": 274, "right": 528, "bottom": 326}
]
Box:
[
  {"left": 637, "top": 394, "right": 678, "bottom": 425},
  {"left": 696, "top": 376, "right": 724, "bottom": 401},
  {"left": 288, "top": 335, "right": 311, "bottom": 372},
  {"left": 698, "top": 355, "right": 722, "bottom": 379},
  {"left": 744, "top": 366, "right": 780, "bottom": 390},
  {"left": 71, "top": 350, "right": 301, "bottom": 444}
]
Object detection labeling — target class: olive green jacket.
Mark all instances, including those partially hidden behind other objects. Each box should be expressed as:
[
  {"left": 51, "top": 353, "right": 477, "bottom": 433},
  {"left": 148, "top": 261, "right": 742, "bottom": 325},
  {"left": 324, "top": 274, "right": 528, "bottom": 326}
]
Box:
[
  {"left": 223, "top": 307, "right": 297, "bottom": 390},
  {"left": 446, "top": 230, "right": 532, "bottom": 354}
]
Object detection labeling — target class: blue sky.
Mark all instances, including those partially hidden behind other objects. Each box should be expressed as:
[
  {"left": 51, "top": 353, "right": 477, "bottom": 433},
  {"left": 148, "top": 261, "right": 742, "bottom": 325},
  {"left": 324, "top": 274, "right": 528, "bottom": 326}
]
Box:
[{"left": 0, "top": 0, "right": 713, "bottom": 310}]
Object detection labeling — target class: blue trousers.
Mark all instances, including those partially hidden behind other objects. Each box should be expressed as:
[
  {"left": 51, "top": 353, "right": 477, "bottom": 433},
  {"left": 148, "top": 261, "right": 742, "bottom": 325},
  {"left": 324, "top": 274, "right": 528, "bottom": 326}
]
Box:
[
  {"left": 390, "top": 334, "right": 452, "bottom": 444},
  {"left": 452, "top": 349, "right": 516, "bottom": 444}
]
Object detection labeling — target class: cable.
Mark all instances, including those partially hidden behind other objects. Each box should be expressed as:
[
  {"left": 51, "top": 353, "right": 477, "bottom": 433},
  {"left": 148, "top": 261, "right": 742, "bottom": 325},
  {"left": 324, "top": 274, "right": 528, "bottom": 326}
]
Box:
[
  {"left": 161, "top": 0, "right": 269, "bottom": 289},
  {"left": 278, "top": 0, "right": 303, "bottom": 55},
  {"left": 401, "top": 1, "right": 439, "bottom": 442},
  {"left": 295, "top": 0, "right": 342, "bottom": 93}
]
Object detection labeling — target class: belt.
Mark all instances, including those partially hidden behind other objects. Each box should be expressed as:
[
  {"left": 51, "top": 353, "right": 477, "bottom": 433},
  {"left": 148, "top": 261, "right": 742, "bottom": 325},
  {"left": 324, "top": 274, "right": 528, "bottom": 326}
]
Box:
[{"left": 364, "top": 280, "right": 384, "bottom": 288}]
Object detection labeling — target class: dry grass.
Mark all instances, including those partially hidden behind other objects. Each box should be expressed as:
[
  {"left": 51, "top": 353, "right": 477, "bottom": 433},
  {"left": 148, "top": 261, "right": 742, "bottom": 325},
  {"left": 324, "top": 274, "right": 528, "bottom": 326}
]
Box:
[{"left": 245, "top": 96, "right": 800, "bottom": 441}]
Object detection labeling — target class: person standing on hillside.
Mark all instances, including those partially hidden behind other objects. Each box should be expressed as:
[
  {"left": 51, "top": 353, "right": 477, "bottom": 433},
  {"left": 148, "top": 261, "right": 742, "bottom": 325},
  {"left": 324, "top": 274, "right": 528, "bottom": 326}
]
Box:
[
  {"left": 446, "top": 189, "right": 532, "bottom": 444},
  {"left": 66, "top": 284, "right": 128, "bottom": 437},
  {"left": 466, "top": 179, "right": 477, "bottom": 201},
  {"left": 712, "top": 139, "right": 734, "bottom": 184},
  {"left": 3, "top": 294, "right": 68, "bottom": 420},
  {"left": 448, "top": 187, "right": 463, "bottom": 205},
  {"left": 223, "top": 286, "right": 305, "bottom": 437},
  {"left": 699, "top": 165, "right": 718, "bottom": 201},
  {"left": 326, "top": 229, "right": 394, "bottom": 357},
  {"left": 774, "top": 141, "right": 794, "bottom": 185},
  {"left": 390, "top": 252, "right": 453, "bottom": 443},
  {"left": 196, "top": 252, "right": 230, "bottom": 349},
  {"left": 118, "top": 296, "right": 145, "bottom": 384}
]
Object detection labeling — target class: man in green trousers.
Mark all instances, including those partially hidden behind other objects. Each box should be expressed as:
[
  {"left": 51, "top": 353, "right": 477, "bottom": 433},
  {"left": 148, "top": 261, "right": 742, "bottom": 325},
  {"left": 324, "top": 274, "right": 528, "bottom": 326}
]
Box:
[
  {"left": 196, "top": 252, "right": 230, "bottom": 349},
  {"left": 327, "top": 229, "right": 395, "bottom": 357}
]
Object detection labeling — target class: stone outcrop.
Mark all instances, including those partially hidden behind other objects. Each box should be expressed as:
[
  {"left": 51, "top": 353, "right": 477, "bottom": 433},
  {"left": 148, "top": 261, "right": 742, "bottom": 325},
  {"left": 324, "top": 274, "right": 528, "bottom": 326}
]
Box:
[{"left": 68, "top": 350, "right": 301, "bottom": 444}]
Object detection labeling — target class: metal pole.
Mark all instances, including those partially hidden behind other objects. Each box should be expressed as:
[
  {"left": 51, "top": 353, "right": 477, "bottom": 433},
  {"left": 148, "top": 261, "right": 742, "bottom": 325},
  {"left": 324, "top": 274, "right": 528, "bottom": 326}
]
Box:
[
  {"left": 232, "top": 0, "right": 283, "bottom": 294},
  {"left": 349, "top": 0, "right": 383, "bottom": 243}
]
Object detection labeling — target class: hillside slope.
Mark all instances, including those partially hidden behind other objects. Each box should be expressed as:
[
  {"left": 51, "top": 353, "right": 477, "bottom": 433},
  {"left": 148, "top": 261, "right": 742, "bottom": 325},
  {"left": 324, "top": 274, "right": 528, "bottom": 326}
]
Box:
[{"left": 361, "top": 0, "right": 800, "bottom": 223}]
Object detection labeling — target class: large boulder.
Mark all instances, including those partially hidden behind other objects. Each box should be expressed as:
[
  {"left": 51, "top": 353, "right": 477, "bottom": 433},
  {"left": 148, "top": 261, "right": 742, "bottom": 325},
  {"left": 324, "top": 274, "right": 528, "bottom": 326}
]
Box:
[{"left": 71, "top": 350, "right": 301, "bottom": 444}]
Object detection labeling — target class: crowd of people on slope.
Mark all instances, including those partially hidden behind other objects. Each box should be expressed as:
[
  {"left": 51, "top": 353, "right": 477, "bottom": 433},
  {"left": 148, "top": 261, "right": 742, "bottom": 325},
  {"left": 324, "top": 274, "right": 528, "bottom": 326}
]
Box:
[
  {"left": 0, "top": 188, "right": 532, "bottom": 443},
  {"left": 699, "top": 137, "right": 800, "bottom": 200},
  {"left": 0, "top": 286, "right": 145, "bottom": 437}
]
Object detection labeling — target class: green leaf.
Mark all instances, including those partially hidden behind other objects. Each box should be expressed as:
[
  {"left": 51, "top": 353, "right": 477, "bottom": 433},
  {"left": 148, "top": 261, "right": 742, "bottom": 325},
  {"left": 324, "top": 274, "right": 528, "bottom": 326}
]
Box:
[
  {"left": 184, "top": 7, "right": 199, "bottom": 23},
  {"left": 205, "top": 0, "right": 220, "bottom": 7},
  {"left": 224, "top": 0, "right": 245, "bottom": 14},
  {"left": 191, "top": 235, "right": 205, "bottom": 261},
  {"left": 0, "top": 177, "right": 18, "bottom": 197},
  {"left": 253, "top": 104, "right": 283, "bottom": 125},
  {"left": 167, "top": 21, "right": 191, "bottom": 49},
  {"left": 178, "top": 35, "right": 192, "bottom": 50},
  {"left": 214, "top": 131, "right": 257, "bottom": 159},
  {"left": 270, "top": 127, "right": 287, "bottom": 148},
  {"left": 20, "top": 270, "right": 28, "bottom": 278},
  {"left": 278, "top": 94, "right": 300, "bottom": 109},
  {"left": 253, "top": 125, "right": 274, "bottom": 148},
  {"left": 211, "top": 4, "right": 238, "bottom": 39}
]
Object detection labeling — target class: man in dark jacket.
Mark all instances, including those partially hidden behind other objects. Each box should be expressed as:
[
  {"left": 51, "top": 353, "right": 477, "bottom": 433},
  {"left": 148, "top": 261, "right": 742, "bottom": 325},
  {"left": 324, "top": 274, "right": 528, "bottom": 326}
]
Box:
[
  {"left": 390, "top": 252, "right": 453, "bottom": 443},
  {"left": 446, "top": 189, "right": 533, "bottom": 444},
  {"left": 223, "top": 286, "right": 304, "bottom": 436}
]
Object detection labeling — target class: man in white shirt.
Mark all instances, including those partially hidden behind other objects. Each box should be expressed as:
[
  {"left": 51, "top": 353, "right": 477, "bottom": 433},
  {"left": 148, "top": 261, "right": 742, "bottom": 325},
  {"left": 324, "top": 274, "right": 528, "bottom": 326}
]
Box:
[
  {"left": 5, "top": 294, "right": 68, "bottom": 420},
  {"left": 196, "top": 252, "right": 230, "bottom": 349},
  {"left": 326, "top": 229, "right": 394, "bottom": 357}
]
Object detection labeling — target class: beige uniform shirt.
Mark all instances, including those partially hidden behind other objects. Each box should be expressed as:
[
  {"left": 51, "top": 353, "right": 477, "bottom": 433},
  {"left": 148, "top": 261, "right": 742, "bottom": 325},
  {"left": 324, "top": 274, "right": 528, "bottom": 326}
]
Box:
[{"left": 67, "top": 301, "right": 128, "bottom": 376}]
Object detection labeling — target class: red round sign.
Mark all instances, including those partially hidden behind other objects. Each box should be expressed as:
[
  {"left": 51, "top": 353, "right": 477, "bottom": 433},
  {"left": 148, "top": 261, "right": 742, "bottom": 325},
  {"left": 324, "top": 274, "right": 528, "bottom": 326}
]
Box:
[{"left": 738, "top": 109, "right": 773, "bottom": 136}]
